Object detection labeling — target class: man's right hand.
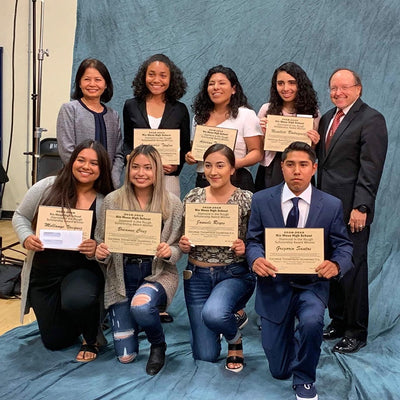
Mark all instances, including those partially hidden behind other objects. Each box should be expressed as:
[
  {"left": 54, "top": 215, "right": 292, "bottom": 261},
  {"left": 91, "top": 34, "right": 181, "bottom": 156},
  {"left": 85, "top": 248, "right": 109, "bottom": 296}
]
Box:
[{"left": 252, "top": 257, "right": 278, "bottom": 277}]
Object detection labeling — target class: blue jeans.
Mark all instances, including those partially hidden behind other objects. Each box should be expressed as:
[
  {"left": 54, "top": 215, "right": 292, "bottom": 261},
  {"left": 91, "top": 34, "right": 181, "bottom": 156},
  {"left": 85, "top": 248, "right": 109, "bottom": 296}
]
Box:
[
  {"left": 109, "top": 259, "right": 167, "bottom": 363},
  {"left": 184, "top": 261, "right": 256, "bottom": 362}
]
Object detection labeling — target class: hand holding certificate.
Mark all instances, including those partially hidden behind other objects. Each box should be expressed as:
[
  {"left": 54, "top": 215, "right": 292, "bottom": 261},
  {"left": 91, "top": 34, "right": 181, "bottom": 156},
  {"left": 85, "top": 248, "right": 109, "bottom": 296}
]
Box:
[
  {"left": 265, "top": 228, "right": 324, "bottom": 274},
  {"left": 35, "top": 206, "right": 93, "bottom": 250},
  {"left": 191, "top": 125, "right": 237, "bottom": 161},
  {"left": 264, "top": 115, "right": 313, "bottom": 152},
  {"left": 133, "top": 129, "right": 180, "bottom": 165},
  {"left": 105, "top": 210, "right": 162, "bottom": 255},
  {"left": 184, "top": 203, "right": 238, "bottom": 247}
]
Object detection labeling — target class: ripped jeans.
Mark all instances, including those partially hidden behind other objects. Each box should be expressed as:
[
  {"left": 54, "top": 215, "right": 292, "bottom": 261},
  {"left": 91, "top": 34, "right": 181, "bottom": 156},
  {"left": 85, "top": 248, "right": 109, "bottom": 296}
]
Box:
[{"left": 109, "top": 258, "right": 167, "bottom": 363}]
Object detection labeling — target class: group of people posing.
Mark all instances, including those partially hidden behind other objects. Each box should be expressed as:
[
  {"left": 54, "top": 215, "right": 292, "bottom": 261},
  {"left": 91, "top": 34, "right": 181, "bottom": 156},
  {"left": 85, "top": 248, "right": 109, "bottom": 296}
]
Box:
[{"left": 12, "top": 54, "right": 387, "bottom": 400}]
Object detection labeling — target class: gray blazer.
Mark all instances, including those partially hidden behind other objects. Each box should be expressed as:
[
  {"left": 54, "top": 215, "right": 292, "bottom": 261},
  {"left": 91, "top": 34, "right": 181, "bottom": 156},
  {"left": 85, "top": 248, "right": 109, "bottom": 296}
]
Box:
[{"left": 56, "top": 100, "right": 124, "bottom": 188}]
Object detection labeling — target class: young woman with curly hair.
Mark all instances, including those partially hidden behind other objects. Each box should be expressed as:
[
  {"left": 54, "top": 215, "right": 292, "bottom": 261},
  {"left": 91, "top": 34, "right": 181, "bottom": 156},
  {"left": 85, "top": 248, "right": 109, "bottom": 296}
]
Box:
[
  {"left": 122, "top": 54, "right": 190, "bottom": 198},
  {"left": 185, "top": 65, "right": 263, "bottom": 193},
  {"left": 255, "top": 62, "right": 321, "bottom": 191}
]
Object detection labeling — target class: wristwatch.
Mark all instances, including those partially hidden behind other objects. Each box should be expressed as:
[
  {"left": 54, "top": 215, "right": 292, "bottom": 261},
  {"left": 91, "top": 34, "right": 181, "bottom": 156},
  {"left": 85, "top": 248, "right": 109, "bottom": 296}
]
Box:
[{"left": 357, "top": 205, "right": 368, "bottom": 213}]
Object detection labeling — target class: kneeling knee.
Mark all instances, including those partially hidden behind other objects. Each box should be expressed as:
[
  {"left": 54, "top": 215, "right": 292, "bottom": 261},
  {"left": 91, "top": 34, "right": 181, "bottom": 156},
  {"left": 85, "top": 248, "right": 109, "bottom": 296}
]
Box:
[
  {"left": 132, "top": 293, "right": 151, "bottom": 308},
  {"left": 118, "top": 353, "right": 137, "bottom": 364},
  {"left": 270, "top": 368, "right": 292, "bottom": 380},
  {"left": 202, "top": 310, "right": 225, "bottom": 330}
]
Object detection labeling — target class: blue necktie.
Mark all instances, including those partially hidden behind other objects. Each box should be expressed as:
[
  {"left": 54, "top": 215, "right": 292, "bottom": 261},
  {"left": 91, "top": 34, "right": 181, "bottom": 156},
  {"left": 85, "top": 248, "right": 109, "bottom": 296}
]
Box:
[{"left": 286, "top": 197, "right": 299, "bottom": 228}]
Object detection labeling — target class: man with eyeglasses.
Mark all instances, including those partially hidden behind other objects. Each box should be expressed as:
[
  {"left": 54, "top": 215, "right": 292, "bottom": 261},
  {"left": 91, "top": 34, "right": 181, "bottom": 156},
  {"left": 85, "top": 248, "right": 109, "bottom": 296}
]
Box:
[{"left": 316, "top": 68, "right": 388, "bottom": 354}]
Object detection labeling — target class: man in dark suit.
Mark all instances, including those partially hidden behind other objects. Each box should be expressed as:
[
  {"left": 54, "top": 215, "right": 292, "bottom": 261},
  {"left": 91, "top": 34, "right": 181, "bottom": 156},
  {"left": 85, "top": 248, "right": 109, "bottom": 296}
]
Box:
[
  {"left": 247, "top": 142, "right": 353, "bottom": 400},
  {"left": 316, "top": 68, "right": 388, "bottom": 354}
]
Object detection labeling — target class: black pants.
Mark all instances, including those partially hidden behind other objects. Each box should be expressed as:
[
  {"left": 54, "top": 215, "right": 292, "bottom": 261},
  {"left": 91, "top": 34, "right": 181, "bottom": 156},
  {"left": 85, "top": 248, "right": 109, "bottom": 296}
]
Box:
[
  {"left": 30, "top": 250, "right": 104, "bottom": 350},
  {"left": 255, "top": 153, "right": 283, "bottom": 192},
  {"left": 327, "top": 226, "right": 370, "bottom": 341}
]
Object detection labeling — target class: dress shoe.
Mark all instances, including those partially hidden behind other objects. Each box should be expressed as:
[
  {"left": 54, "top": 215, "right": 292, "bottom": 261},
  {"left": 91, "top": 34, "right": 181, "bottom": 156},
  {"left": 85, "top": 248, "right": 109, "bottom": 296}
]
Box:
[
  {"left": 322, "top": 325, "right": 344, "bottom": 340},
  {"left": 146, "top": 343, "right": 167, "bottom": 376},
  {"left": 332, "top": 337, "right": 366, "bottom": 354}
]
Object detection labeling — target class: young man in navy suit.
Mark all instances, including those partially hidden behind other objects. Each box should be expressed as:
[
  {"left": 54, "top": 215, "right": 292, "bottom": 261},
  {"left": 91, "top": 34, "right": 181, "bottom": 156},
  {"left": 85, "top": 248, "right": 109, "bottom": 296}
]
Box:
[{"left": 246, "top": 142, "right": 353, "bottom": 400}]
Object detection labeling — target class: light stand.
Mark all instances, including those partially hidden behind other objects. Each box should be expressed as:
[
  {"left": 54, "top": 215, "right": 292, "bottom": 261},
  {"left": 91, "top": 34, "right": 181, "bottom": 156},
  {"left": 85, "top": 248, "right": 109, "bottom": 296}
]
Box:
[{"left": 26, "top": 0, "right": 49, "bottom": 185}]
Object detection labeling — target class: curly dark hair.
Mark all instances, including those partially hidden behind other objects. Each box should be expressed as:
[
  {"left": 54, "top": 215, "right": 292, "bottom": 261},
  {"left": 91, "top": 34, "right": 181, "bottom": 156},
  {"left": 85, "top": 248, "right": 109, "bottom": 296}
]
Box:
[
  {"left": 71, "top": 58, "right": 114, "bottom": 103},
  {"left": 132, "top": 54, "right": 187, "bottom": 102},
  {"left": 266, "top": 62, "right": 319, "bottom": 118},
  {"left": 192, "top": 65, "right": 251, "bottom": 125}
]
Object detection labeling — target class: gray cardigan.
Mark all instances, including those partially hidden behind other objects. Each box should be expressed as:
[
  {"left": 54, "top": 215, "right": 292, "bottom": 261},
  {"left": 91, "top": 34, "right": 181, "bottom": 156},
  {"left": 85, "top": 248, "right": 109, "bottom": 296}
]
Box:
[
  {"left": 12, "top": 176, "right": 104, "bottom": 322},
  {"left": 95, "top": 190, "right": 183, "bottom": 310},
  {"left": 56, "top": 100, "right": 124, "bottom": 188}
]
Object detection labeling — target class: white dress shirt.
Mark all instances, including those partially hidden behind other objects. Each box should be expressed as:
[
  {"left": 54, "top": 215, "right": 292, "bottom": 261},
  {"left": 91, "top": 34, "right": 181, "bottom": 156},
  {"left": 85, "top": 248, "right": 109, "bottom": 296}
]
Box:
[{"left": 281, "top": 183, "right": 312, "bottom": 228}]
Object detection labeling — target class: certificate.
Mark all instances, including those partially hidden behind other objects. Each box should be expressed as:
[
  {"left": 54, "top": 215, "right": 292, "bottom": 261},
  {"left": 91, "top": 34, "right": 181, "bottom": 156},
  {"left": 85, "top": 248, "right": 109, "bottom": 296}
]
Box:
[
  {"left": 184, "top": 203, "right": 238, "bottom": 247},
  {"left": 264, "top": 115, "right": 313, "bottom": 152},
  {"left": 133, "top": 128, "right": 180, "bottom": 165},
  {"left": 191, "top": 125, "right": 237, "bottom": 161},
  {"left": 265, "top": 228, "right": 324, "bottom": 274},
  {"left": 104, "top": 210, "right": 162, "bottom": 255},
  {"left": 36, "top": 206, "right": 93, "bottom": 250}
]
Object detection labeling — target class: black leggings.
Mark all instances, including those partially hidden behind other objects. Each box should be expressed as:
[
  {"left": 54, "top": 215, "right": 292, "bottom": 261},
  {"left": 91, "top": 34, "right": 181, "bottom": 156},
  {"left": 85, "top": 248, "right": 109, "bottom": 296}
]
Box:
[{"left": 30, "top": 251, "right": 104, "bottom": 350}]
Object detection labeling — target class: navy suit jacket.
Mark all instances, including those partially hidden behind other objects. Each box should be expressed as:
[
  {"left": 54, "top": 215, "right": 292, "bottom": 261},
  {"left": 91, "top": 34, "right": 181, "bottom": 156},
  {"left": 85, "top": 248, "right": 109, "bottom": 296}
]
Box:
[
  {"left": 316, "top": 98, "right": 387, "bottom": 225},
  {"left": 122, "top": 97, "right": 191, "bottom": 175},
  {"left": 246, "top": 183, "right": 353, "bottom": 324}
]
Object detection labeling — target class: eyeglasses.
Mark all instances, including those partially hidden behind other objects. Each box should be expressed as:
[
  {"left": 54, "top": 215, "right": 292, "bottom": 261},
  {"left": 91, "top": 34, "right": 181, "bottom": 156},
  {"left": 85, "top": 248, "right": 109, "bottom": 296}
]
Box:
[{"left": 329, "top": 84, "right": 359, "bottom": 93}]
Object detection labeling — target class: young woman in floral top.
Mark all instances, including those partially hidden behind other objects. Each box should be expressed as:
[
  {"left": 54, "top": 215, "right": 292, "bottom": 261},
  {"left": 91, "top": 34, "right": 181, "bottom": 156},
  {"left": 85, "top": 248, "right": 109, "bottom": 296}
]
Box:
[{"left": 179, "top": 144, "right": 255, "bottom": 373}]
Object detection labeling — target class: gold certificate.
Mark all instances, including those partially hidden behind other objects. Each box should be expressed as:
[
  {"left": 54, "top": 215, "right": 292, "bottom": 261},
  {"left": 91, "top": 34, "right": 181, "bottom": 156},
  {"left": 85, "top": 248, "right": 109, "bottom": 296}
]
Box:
[
  {"left": 105, "top": 210, "right": 162, "bottom": 255},
  {"left": 265, "top": 228, "right": 324, "bottom": 274},
  {"left": 264, "top": 115, "right": 313, "bottom": 152},
  {"left": 191, "top": 125, "right": 237, "bottom": 161},
  {"left": 134, "top": 128, "right": 180, "bottom": 165},
  {"left": 36, "top": 206, "right": 93, "bottom": 250},
  {"left": 184, "top": 203, "right": 238, "bottom": 247}
]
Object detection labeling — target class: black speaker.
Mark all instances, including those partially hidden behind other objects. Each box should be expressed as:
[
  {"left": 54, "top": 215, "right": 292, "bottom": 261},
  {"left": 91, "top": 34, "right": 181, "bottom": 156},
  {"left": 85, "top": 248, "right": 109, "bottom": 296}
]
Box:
[{"left": 0, "top": 164, "right": 8, "bottom": 184}]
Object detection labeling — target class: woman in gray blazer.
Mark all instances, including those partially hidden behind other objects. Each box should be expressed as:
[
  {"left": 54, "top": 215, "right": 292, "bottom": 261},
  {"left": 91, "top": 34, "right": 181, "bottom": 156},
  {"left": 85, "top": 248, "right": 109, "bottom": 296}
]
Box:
[{"left": 57, "top": 58, "right": 124, "bottom": 189}]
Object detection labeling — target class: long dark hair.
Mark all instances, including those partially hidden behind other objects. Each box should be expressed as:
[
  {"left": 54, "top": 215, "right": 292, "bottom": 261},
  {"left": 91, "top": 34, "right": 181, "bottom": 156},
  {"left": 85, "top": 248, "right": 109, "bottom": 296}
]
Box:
[
  {"left": 266, "top": 62, "right": 318, "bottom": 118},
  {"left": 71, "top": 58, "right": 114, "bottom": 103},
  {"left": 40, "top": 140, "right": 113, "bottom": 209},
  {"left": 132, "top": 54, "right": 187, "bottom": 102},
  {"left": 192, "top": 65, "right": 251, "bottom": 125}
]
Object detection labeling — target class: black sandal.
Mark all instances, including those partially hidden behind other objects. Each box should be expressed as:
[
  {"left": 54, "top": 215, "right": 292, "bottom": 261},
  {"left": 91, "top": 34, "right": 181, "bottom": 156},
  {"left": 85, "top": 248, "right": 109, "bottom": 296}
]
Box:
[
  {"left": 160, "top": 312, "right": 174, "bottom": 323},
  {"left": 76, "top": 343, "right": 99, "bottom": 363},
  {"left": 225, "top": 340, "right": 244, "bottom": 373}
]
